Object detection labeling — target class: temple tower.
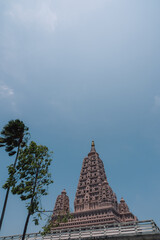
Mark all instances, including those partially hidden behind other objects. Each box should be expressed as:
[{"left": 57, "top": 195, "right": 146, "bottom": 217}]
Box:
[
  {"left": 119, "top": 197, "right": 137, "bottom": 222},
  {"left": 74, "top": 141, "right": 118, "bottom": 212},
  {"left": 53, "top": 189, "right": 70, "bottom": 216},
  {"left": 52, "top": 141, "right": 137, "bottom": 229}
]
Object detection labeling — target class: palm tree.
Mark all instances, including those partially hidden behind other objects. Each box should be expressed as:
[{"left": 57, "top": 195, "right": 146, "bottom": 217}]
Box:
[{"left": 0, "top": 119, "right": 29, "bottom": 230}]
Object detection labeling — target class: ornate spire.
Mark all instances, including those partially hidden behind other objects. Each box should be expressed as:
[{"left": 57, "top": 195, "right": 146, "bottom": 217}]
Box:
[
  {"left": 119, "top": 197, "right": 137, "bottom": 222},
  {"left": 90, "top": 140, "right": 96, "bottom": 152},
  {"left": 53, "top": 189, "right": 70, "bottom": 216},
  {"left": 74, "top": 142, "right": 117, "bottom": 212},
  {"left": 119, "top": 197, "right": 129, "bottom": 213}
]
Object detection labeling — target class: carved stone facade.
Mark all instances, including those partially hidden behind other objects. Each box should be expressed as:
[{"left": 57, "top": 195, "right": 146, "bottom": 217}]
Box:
[
  {"left": 52, "top": 141, "right": 137, "bottom": 229},
  {"left": 74, "top": 141, "right": 118, "bottom": 213},
  {"left": 53, "top": 189, "right": 70, "bottom": 216}
]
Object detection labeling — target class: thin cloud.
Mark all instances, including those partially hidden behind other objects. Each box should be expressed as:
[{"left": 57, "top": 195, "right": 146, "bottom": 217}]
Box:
[
  {"left": 0, "top": 82, "right": 18, "bottom": 113},
  {"left": 0, "top": 83, "right": 14, "bottom": 98},
  {"left": 6, "top": 0, "right": 57, "bottom": 32}
]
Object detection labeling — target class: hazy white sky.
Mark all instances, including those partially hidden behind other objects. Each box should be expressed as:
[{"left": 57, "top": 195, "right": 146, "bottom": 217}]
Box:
[{"left": 0, "top": 0, "right": 160, "bottom": 236}]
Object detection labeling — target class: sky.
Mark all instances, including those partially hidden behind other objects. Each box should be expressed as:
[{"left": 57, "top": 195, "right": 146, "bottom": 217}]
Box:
[{"left": 0, "top": 0, "right": 160, "bottom": 236}]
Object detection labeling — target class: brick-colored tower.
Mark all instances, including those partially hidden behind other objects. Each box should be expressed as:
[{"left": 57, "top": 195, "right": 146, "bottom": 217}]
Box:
[
  {"left": 52, "top": 141, "right": 137, "bottom": 229},
  {"left": 74, "top": 141, "right": 118, "bottom": 212},
  {"left": 53, "top": 189, "right": 70, "bottom": 216}
]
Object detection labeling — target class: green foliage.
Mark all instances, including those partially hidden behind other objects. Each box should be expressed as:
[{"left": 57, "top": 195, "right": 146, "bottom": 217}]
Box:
[
  {"left": 61, "top": 212, "right": 73, "bottom": 223},
  {"left": 0, "top": 119, "right": 29, "bottom": 188},
  {"left": 41, "top": 215, "right": 53, "bottom": 236},
  {"left": 0, "top": 119, "right": 29, "bottom": 157},
  {"left": 11, "top": 141, "right": 53, "bottom": 225},
  {"left": 3, "top": 164, "right": 16, "bottom": 189},
  {"left": 33, "top": 213, "right": 42, "bottom": 225},
  {"left": 41, "top": 212, "right": 73, "bottom": 236},
  {"left": 0, "top": 119, "right": 29, "bottom": 230}
]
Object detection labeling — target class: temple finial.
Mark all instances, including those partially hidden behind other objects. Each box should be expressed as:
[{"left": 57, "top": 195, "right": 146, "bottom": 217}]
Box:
[
  {"left": 90, "top": 140, "right": 96, "bottom": 152},
  {"left": 91, "top": 140, "right": 95, "bottom": 147}
]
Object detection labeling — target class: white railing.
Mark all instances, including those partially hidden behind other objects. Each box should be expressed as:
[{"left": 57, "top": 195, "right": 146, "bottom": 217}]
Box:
[{"left": 0, "top": 220, "right": 159, "bottom": 240}]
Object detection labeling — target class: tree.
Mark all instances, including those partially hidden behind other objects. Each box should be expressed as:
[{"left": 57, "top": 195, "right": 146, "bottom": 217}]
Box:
[
  {"left": 0, "top": 119, "right": 29, "bottom": 230},
  {"left": 41, "top": 214, "right": 53, "bottom": 236},
  {"left": 10, "top": 141, "right": 53, "bottom": 240},
  {"left": 41, "top": 211, "right": 73, "bottom": 235}
]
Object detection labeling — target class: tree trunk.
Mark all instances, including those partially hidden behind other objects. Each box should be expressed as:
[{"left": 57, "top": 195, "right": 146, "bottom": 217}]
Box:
[
  {"left": 13, "top": 143, "right": 21, "bottom": 168},
  {"left": 22, "top": 211, "right": 31, "bottom": 240},
  {"left": 0, "top": 144, "right": 20, "bottom": 230},
  {"left": 21, "top": 167, "right": 39, "bottom": 239},
  {"left": 0, "top": 187, "right": 10, "bottom": 230}
]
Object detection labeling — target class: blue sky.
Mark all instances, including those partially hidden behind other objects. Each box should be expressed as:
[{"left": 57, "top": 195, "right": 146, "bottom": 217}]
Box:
[{"left": 0, "top": 0, "right": 160, "bottom": 236}]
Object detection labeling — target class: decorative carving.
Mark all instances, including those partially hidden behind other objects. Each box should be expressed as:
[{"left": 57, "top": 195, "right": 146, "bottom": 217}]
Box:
[
  {"left": 74, "top": 141, "right": 118, "bottom": 212},
  {"left": 52, "top": 142, "right": 137, "bottom": 229},
  {"left": 119, "top": 197, "right": 137, "bottom": 222},
  {"left": 53, "top": 189, "right": 70, "bottom": 216},
  {"left": 119, "top": 197, "right": 129, "bottom": 213}
]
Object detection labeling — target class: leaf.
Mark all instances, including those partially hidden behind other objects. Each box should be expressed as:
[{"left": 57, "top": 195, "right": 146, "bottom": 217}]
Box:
[
  {"left": 0, "top": 137, "right": 5, "bottom": 143},
  {"left": 34, "top": 218, "right": 39, "bottom": 225},
  {"left": 9, "top": 151, "right": 16, "bottom": 156}
]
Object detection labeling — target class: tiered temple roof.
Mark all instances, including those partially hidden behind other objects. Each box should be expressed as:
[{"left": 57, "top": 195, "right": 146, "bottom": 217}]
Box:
[
  {"left": 74, "top": 141, "right": 118, "bottom": 213},
  {"left": 53, "top": 189, "right": 70, "bottom": 216},
  {"left": 52, "top": 141, "right": 137, "bottom": 229}
]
